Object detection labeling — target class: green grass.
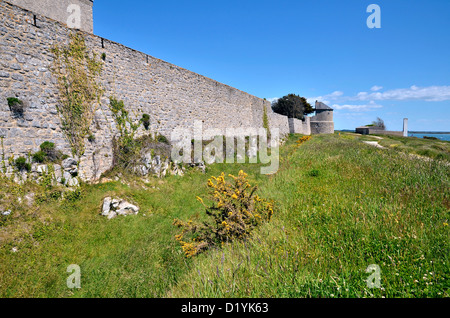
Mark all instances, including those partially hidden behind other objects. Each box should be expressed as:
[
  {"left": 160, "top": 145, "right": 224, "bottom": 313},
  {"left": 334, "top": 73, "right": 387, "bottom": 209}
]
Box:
[
  {"left": 344, "top": 132, "right": 450, "bottom": 162},
  {"left": 0, "top": 134, "right": 448, "bottom": 298}
]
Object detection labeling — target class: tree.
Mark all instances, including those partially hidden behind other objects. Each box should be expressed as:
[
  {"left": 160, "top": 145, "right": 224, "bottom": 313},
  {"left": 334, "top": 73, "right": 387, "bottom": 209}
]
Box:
[
  {"left": 271, "top": 94, "right": 314, "bottom": 120},
  {"left": 372, "top": 117, "right": 386, "bottom": 130}
]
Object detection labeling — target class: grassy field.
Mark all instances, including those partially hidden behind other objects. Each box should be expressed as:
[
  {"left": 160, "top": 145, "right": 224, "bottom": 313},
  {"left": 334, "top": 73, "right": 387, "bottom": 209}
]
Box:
[
  {"left": 338, "top": 131, "right": 450, "bottom": 162},
  {"left": 0, "top": 133, "right": 448, "bottom": 298}
]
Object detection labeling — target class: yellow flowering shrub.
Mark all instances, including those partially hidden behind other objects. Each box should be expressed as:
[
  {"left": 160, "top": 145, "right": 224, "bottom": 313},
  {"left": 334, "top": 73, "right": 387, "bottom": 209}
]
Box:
[
  {"left": 174, "top": 170, "right": 274, "bottom": 257},
  {"left": 296, "top": 135, "right": 311, "bottom": 147}
]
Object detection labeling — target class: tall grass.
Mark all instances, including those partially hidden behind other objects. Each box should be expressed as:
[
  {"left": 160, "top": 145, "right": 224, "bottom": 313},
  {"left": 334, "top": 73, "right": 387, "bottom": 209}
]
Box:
[
  {"left": 169, "top": 134, "right": 449, "bottom": 298},
  {"left": 0, "top": 134, "right": 448, "bottom": 298}
]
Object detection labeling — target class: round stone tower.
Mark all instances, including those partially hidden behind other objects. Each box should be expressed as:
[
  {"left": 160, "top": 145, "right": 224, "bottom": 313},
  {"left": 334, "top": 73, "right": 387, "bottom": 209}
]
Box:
[{"left": 310, "top": 101, "right": 334, "bottom": 134}]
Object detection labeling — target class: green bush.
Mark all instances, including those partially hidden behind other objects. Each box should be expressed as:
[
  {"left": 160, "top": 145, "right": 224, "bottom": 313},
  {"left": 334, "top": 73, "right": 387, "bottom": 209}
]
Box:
[
  {"left": 14, "top": 157, "right": 31, "bottom": 172},
  {"left": 32, "top": 151, "right": 46, "bottom": 163},
  {"left": 40, "top": 141, "right": 55, "bottom": 152},
  {"left": 64, "top": 188, "right": 83, "bottom": 202},
  {"left": 156, "top": 134, "right": 170, "bottom": 144},
  {"left": 39, "top": 141, "right": 62, "bottom": 162},
  {"left": 174, "top": 171, "right": 274, "bottom": 257},
  {"left": 141, "top": 114, "right": 150, "bottom": 130}
]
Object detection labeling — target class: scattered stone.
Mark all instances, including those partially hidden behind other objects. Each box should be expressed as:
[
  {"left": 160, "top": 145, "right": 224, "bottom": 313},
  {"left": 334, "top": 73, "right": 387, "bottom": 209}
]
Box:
[
  {"left": 152, "top": 155, "right": 162, "bottom": 176},
  {"left": 66, "top": 177, "right": 79, "bottom": 187},
  {"left": 101, "top": 197, "right": 140, "bottom": 219},
  {"left": 62, "top": 157, "right": 78, "bottom": 176},
  {"left": 53, "top": 164, "right": 62, "bottom": 179},
  {"left": 36, "top": 164, "right": 48, "bottom": 175},
  {"left": 189, "top": 162, "right": 206, "bottom": 174},
  {"left": 161, "top": 159, "right": 169, "bottom": 178},
  {"left": 143, "top": 152, "right": 152, "bottom": 167},
  {"left": 111, "top": 199, "right": 120, "bottom": 209},
  {"left": 63, "top": 171, "right": 72, "bottom": 183},
  {"left": 116, "top": 201, "right": 139, "bottom": 216},
  {"left": 2, "top": 210, "right": 12, "bottom": 216},
  {"left": 197, "top": 162, "right": 206, "bottom": 174},
  {"left": 102, "top": 197, "right": 111, "bottom": 216},
  {"left": 107, "top": 211, "right": 117, "bottom": 220},
  {"left": 171, "top": 165, "right": 184, "bottom": 176}
]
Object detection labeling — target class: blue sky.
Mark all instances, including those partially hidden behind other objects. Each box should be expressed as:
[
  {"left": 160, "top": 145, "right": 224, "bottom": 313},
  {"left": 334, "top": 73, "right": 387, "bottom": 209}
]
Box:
[{"left": 93, "top": 0, "right": 450, "bottom": 131}]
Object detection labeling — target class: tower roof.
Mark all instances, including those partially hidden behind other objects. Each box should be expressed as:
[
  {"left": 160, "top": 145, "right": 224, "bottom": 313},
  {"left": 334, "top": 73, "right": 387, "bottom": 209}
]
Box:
[{"left": 315, "top": 101, "right": 333, "bottom": 110}]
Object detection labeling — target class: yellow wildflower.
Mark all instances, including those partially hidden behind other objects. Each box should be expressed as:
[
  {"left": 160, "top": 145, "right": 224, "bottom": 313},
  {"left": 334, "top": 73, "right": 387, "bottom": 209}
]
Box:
[{"left": 196, "top": 196, "right": 204, "bottom": 204}]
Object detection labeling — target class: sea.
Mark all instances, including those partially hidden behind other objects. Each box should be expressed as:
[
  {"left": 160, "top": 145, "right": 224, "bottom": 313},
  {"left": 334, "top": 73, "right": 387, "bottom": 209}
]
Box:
[{"left": 409, "top": 132, "right": 450, "bottom": 141}]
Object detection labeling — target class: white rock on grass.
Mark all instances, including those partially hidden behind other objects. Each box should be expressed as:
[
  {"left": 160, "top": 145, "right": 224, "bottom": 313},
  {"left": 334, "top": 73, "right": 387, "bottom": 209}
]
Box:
[
  {"left": 116, "top": 201, "right": 139, "bottom": 216},
  {"left": 107, "top": 211, "right": 117, "bottom": 220},
  {"left": 111, "top": 199, "right": 120, "bottom": 209},
  {"left": 36, "top": 165, "right": 48, "bottom": 174},
  {"left": 102, "top": 197, "right": 139, "bottom": 219},
  {"left": 66, "top": 177, "right": 79, "bottom": 187},
  {"left": 102, "top": 197, "right": 112, "bottom": 216}
]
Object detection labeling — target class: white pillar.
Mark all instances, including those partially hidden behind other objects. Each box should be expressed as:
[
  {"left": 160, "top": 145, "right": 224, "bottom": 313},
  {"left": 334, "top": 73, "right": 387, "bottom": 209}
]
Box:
[{"left": 403, "top": 118, "right": 408, "bottom": 137}]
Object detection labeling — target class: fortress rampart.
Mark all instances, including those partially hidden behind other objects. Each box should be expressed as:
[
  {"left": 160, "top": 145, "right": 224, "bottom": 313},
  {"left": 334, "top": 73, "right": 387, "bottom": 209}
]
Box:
[{"left": 0, "top": 1, "right": 327, "bottom": 181}]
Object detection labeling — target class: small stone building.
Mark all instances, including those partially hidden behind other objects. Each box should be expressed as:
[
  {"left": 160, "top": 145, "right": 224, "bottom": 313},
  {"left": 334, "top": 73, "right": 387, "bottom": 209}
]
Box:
[
  {"left": 356, "top": 119, "right": 409, "bottom": 137},
  {"left": 310, "top": 101, "right": 334, "bottom": 134}
]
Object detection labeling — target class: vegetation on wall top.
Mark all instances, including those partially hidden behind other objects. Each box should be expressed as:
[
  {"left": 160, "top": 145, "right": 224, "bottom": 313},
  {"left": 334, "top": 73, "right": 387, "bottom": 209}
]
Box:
[{"left": 272, "top": 94, "right": 314, "bottom": 120}]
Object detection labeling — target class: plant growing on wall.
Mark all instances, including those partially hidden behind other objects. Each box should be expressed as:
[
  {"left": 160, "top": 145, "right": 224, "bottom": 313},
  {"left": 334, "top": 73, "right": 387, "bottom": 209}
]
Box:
[
  {"left": 50, "top": 32, "right": 104, "bottom": 157},
  {"left": 141, "top": 113, "right": 150, "bottom": 130},
  {"left": 109, "top": 96, "right": 142, "bottom": 171},
  {"left": 109, "top": 96, "right": 141, "bottom": 140},
  {"left": 7, "top": 97, "right": 25, "bottom": 118},
  {"left": 32, "top": 141, "right": 63, "bottom": 163},
  {"left": 14, "top": 157, "right": 31, "bottom": 172},
  {"left": 263, "top": 105, "right": 271, "bottom": 140}
]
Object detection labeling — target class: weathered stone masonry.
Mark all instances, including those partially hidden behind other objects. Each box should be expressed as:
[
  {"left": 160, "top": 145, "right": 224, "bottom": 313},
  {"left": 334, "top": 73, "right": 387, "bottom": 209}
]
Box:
[{"left": 0, "top": 1, "right": 325, "bottom": 181}]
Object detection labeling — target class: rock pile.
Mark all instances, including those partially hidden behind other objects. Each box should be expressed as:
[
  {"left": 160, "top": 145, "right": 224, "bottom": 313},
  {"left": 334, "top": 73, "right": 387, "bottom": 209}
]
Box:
[
  {"left": 101, "top": 197, "right": 140, "bottom": 220},
  {"left": 0, "top": 157, "right": 80, "bottom": 187}
]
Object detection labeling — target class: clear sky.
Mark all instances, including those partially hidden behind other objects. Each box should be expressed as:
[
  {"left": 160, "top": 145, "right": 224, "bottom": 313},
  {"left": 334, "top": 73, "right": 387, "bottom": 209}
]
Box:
[{"left": 93, "top": 0, "right": 450, "bottom": 131}]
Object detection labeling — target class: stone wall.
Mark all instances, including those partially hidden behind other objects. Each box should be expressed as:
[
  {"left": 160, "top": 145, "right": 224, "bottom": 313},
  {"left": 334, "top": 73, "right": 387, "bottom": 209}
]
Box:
[
  {"left": 310, "top": 121, "right": 334, "bottom": 135},
  {"left": 0, "top": 1, "right": 310, "bottom": 181}
]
